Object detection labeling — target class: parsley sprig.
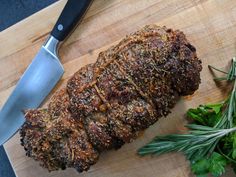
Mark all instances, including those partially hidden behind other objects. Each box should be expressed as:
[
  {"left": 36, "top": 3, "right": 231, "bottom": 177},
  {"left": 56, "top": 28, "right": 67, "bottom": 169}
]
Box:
[{"left": 138, "top": 58, "right": 236, "bottom": 177}]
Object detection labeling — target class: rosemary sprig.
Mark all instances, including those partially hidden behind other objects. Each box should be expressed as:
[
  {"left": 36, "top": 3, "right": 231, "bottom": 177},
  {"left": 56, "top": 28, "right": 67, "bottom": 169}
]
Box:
[
  {"left": 138, "top": 58, "right": 236, "bottom": 171},
  {"left": 212, "top": 58, "right": 236, "bottom": 129},
  {"left": 138, "top": 125, "right": 236, "bottom": 161}
]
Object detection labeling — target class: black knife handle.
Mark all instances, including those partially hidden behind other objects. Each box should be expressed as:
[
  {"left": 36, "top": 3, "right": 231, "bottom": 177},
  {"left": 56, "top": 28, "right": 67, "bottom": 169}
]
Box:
[{"left": 51, "top": 0, "right": 92, "bottom": 41}]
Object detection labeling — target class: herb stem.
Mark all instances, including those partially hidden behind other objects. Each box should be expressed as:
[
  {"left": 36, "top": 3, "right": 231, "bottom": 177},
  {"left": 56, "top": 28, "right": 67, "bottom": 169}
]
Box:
[
  {"left": 208, "top": 65, "right": 228, "bottom": 74},
  {"left": 217, "top": 145, "right": 236, "bottom": 164},
  {"left": 213, "top": 77, "right": 228, "bottom": 81}
]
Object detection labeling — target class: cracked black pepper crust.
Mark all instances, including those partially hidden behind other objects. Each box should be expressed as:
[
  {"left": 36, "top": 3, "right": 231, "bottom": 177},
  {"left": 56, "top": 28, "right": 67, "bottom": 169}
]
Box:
[{"left": 20, "top": 25, "right": 202, "bottom": 173}]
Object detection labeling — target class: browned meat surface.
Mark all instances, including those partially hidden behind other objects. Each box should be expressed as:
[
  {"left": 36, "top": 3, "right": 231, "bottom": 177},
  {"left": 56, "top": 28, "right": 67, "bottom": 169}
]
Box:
[
  {"left": 20, "top": 25, "right": 202, "bottom": 173},
  {"left": 21, "top": 90, "right": 99, "bottom": 172}
]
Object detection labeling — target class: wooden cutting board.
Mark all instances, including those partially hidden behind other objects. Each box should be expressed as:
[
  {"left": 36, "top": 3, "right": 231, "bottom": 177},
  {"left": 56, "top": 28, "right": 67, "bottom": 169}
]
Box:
[{"left": 1, "top": 0, "right": 236, "bottom": 176}]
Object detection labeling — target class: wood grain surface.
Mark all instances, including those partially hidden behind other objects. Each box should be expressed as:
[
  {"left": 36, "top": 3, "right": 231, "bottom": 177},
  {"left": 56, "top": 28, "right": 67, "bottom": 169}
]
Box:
[{"left": 1, "top": 0, "right": 236, "bottom": 176}]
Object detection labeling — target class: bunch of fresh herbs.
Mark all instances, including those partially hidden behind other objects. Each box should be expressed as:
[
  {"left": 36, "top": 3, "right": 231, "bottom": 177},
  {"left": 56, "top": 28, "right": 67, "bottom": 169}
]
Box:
[{"left": 138, "top": 58, "right": 236, "bottom": 177}]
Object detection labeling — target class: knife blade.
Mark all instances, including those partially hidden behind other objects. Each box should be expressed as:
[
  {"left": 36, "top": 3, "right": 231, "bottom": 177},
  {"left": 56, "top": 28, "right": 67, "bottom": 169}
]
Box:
[{"left": 0, "top": 0, "right": 92, "bottom": 145}]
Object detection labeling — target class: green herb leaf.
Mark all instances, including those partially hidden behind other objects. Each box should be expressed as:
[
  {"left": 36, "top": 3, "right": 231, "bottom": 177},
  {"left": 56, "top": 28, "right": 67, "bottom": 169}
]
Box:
[
  {"left": 196, "top": 175, "right": 208, "bottom": 177},
  {"left": 191, "top": 152, "right": 227, "bottom": 177},
  {"left": 187, "top": 108, "right": 206, "bottom": 125},
  {"left": 206, "top": 103, "right": 223, "bottom": 114},
  {"left": 209, "top": 152, "right": 227, "bottom": 177},
  {"left": 191, "top": 158, "right": 210, "bottom": 175},
  {"left": 187, "top": 104, "right": 223, "bottom": 127}
]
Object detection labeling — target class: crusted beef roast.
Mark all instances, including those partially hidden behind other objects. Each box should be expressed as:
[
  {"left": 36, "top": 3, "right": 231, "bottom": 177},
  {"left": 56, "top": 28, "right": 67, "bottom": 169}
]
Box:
[{"left": 20, "top": 25, "right": 202, "bottom": 172}]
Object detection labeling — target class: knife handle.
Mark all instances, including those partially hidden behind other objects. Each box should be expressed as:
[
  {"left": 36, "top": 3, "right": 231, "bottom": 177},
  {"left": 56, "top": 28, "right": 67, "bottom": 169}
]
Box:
[{"left": 51, "top": 0, "right": 92, "bottom": 41}]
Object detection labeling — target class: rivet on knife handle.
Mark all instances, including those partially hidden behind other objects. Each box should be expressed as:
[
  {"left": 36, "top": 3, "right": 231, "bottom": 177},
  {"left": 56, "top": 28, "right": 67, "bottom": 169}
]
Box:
[{"left": 51, "top": 0, "right": 92, "bottom": 41}]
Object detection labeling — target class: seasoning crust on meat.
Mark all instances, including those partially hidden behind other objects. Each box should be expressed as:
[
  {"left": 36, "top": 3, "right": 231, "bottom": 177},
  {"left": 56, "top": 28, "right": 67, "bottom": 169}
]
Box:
[{"left": 20, "top": 25, "right": 202, "bottom": 172}]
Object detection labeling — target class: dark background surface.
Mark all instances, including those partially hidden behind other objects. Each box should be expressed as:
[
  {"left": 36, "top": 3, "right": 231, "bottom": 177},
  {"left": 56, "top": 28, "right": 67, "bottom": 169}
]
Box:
[
  {"left": 0, "top": 0, "right": 57, "bottom": 31},
  {"left": 0, "top": 0, "right": 58, "bottom": 177}
]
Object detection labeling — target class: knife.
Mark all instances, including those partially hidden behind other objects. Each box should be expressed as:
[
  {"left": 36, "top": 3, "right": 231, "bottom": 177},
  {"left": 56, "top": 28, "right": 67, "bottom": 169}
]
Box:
[{"left": 0, "top": 0, "right": 92, "bottom": 145}]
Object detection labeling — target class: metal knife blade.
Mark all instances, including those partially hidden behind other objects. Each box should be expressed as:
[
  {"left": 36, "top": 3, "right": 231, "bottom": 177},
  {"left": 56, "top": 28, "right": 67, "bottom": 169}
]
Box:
[
  {"left": 0, "top": 36, "right": 64, "bottom": 145},
  {"left": 0, "top": 0, "right": 92, "bottom": 145}
]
